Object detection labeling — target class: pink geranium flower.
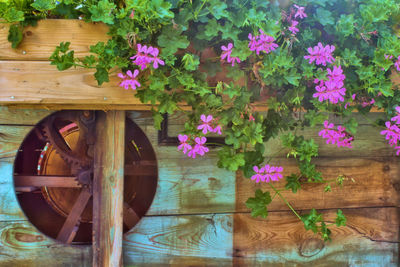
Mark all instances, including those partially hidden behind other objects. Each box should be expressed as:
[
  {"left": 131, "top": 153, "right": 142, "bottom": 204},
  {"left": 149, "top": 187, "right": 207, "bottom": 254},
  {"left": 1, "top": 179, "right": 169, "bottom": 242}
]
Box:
[
  {"left": 391, "top": 106, "right": 400, "bottom": 124},
  {"left": 288, "top": 20, "right": 299, "bottom": 35},
  {"left": 395, "top": 56, "right": 400, "bottom": 72},
  {"left": 319, "top": 121, "right": 353, "bottom": 148},
  {"left": 313, "top": 65, "right": 346, "bottom": 104},
  {"left": 220, "top": 43, "right": 241, "bottom": 67},
  {"left": 294, "top": 5, "right": 307, "bottom": 19},
  {"left": 248, "top": 29, "right": 279, "bottom": 55},
  {"left": 304, "top": 42, "right": 335, "bottom": 66},
  {"left": 188, "top": 136, "right": 209, "bottom": 158},
  {"left": 130, "top": 43, "right": 164, "bottom": 70},
  {"left": 251, "top": 164, "right": 284, "bottom": 183},
  {"left": 381, "top": 121, "right": 400, "bottom": 146},
  {"left": 197, "top": 114, "right": 214, "bottom": 134},
  {"left": 251, "top": 166, "right": 265, "bottom": 183},
  {"left": 177, "top": 134, "right": 192, "bottom": 154},
  {"left": 118, "top": 69, "right": 141, "bottom": 90}
]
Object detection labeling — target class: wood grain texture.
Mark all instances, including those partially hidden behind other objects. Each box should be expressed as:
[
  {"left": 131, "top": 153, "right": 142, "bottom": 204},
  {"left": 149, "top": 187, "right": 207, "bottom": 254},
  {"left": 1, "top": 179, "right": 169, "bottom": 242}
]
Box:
[
  {"left": 0, "top": 107, "right": 51, "bottom": 125},
  {"left": 0, "top": 220, "right": 91, "bottom": 267},
  {"left": 0, "top": 61, "right": 158, "bottom": 110},
  {"left": 123, "top": 214, "right": 233, "bottom": 266},
  {"left": 233, "top": 208, "right": 399, "bottom": 267},
  {"left": 93, "top": 111, "right": 125, "bottom": 267},
  {"left": 236, "top": 157, "right": 400, "bottom": 212},
  {"left": 0, "top": 20, "right": 109, "bottom": 61}
]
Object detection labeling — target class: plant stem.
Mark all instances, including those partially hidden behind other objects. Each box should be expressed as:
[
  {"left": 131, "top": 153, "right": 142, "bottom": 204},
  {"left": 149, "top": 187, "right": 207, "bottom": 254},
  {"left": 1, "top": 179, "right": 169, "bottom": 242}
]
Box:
[{"left": 269, "top": 183, "right": 302, "bottom": 221}]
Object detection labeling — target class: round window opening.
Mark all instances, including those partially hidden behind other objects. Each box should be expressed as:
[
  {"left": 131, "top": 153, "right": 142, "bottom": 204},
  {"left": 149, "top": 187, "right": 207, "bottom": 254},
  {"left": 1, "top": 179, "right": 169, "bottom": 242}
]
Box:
[{"left": 13, "top": 110, "right": 158, "bottom": 245}]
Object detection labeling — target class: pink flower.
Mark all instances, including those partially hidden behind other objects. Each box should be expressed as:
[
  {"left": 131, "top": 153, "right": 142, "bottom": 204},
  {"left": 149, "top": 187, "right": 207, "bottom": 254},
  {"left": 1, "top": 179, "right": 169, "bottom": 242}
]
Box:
[
  {"left": 248, "top": 29, "right": 279, "bottom": 55},
  {"left": 118, "top": 69, "right": 141, "bottom": 90},
  {"left": 294, "top": 5, "right": 307, "bottom": 19},
  {"left": 288, "top": 20, "right": 299, "bottom": 35},
  {"left": 304, "top": 42, "right": 335, "bottom": 66},
  {"left": 381, "top": 121, "right": 400, "bottom": 146},
  {"left": 319, "top": 121, "right": 353, "bottom": 148},
  {"left": 178, "top": 134, "right": 192, "bottom": 154},
  {"left": 213, "top": 125, "right": 222, "bottom": 135},
  {"left": 313, "top": 65, "right": 346, "bottom": 104},
  {"left": 220, "top": 43, "right": 241, "bottom": 67},
  {"left": 188, "top": 137, "right": 209, "bottom": 158},
  {"left": 129, "top": 10, "right": 135, "bottom": 19},
  {"left": 251, "top": 164, "right": 284, "bottom": 183},
  {"left": 391, "top": 106, "right": 400, "bottom": 124},
  {"left": 130, "top": 44, "right": 164, "bottom": 70},
  {"left": 251, "top": 166, "right": 265, "bottom": 183},
  {"left": 395, "top": 56, "right": 400, "bottom": 72},
  {"left": 197, "top": 114, "right": 214, "bottom": 134}
]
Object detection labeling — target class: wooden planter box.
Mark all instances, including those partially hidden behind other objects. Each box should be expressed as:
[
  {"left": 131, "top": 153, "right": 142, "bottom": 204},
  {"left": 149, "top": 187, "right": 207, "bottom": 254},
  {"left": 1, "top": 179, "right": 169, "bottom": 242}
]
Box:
[{"left": 0, "top": 20, "right": 399, "bottom": 266}]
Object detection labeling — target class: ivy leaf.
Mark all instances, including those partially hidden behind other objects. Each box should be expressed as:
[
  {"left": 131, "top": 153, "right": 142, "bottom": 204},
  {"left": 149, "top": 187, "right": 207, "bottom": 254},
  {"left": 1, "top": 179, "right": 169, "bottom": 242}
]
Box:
[
  {"left": 4, "top": 7, "right": 24, "bottom": 22},
  {"left": 284, "top": 69, "right": 301, "bottom": 86},
  {"left": 335, "top": 209, "right": 347, "bottom": 227},
  {"left": 182, "top": 53, "right": 200, "bottom": 71},
  {"left": 301, "top": 208, "right": 323, "bottom": 233},
  {"left": 245, "top": 189, "right": 272, "bottom": 218},
  {"left": 158, "top": 25, "right": 190, "bottom": 56},
  {"left": 314, "top": 8, "right": 334, "bottom": 26},
  {"left": 336, "top": 14, "right": 355, "bottom": 38},
  {"left": 285, "top": 174, "right": 301, "bottom": 193},
  {"left": 89, "top": 0, "right": 116, "bottom": 24},
  {"left": 150, "top": 0, "right": 174, "bottom": 20},
  {"left": 207, "top": 0, "right": 228, "bottom": 19},
  {"left": 49, "top": 42, "right": 75, "bottom": 71},
  {"left": 217, "top": 147, "right": 245, "bottom": 171},
  {"left": 342, "top": 48, "right": 361, "bottom": 67},
  {"left": 344, "top": 117, "right": 358, "bottom": 135},
  {"left": 94, "top": 67, "right": 109, "bottom": 85},
  {"left": 152, "top": 110, "right": 164, "bottom": 130},
  {"left": 8, "top": 24, "right": 23, "bottom": 48},
  {"left": 203, "top": 18, "right": 220, "bottom": 40},
  {"left": 31, "top": 0, "right": 57, "bottom": 11}
]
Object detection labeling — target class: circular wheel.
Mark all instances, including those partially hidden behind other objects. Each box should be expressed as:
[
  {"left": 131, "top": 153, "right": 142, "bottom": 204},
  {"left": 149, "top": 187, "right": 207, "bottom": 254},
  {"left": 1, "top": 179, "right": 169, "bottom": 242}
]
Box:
[{"left": 13, "top": 111, "right": 158, "bottom": 244}]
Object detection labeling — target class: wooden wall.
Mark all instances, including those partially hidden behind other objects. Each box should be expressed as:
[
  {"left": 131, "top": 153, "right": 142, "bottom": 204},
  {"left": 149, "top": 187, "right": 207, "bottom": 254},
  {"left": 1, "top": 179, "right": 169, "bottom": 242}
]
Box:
[
  {"left": 0, "top": 20, "right": 399, "bottom": 266},
  {"left": 0, "top": 107, "right": 398, "bottom": 266}
]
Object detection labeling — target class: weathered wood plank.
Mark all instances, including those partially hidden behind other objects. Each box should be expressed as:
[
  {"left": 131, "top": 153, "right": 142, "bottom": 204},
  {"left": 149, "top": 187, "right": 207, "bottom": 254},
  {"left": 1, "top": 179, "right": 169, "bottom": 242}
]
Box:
[
  {"left": 0, "top": 61, "right": 160, "bottom": 110},
  {"left": 233, "top": 207, "right": 399, "bottom": 267},
  {"left": 0, "top": 125, "right": 32, "bottom": 159},
  {"left": 0, "top": 220, "right": 91, "bottom": 267},
  {"left": 0, "top": 107, "right": 51, "bottom": 125},
  {"left": 236, "top": 157, "right": 400, "bottom": 212},
  {"left": 93, "top": 111, "right": 125, "bottom": 267},
  {"left": 0, "top": 20, "right": 109, "bottom": 61},
  {"left": 123, "top": 214, "right": 233, "bottom": 266}
]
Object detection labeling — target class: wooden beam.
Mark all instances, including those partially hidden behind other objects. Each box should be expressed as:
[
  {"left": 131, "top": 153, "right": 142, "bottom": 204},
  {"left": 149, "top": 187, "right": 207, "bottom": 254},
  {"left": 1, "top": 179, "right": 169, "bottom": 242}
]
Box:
[
  {"left": 93, "top": 111, "right": 125, "bottom": 267},
  {"left": 56, "top": 188, "right": 92, "bottom": 243},
  {"left": 14, "top": 175, "right": 80, "bottom": 188},
  {"left": 0, "top": 20, "right": 109, "bottom": 61}
]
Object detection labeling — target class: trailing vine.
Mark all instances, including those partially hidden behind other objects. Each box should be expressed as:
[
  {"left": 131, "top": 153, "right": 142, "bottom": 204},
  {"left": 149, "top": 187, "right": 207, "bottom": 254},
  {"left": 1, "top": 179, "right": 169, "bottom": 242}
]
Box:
[{"left": 2, "top": 0, "right": 400, "bottom": 241}]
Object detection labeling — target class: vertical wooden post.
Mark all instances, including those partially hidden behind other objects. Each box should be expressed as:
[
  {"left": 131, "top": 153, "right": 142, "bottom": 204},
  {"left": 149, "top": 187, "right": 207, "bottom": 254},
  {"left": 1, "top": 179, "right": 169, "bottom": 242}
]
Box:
[{"left": 93, "top": 111, "right": 125, "bottom": 267}]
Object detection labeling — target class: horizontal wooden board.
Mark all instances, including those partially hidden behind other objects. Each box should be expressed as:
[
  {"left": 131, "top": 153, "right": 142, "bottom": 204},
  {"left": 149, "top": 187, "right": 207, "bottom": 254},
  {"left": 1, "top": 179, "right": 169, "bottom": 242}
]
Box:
[
  {"left": 0, "top": 61, "right": 163, "bottom": 110},
  {"left": 0, "top": 220, "right": 91, "bottom": 267},
  {"left": 0, "top": 20, "right": 109, "bottom": 61},
  {"left": 233, "top": 207, "right": 399, "bottom": 266},
  {"left": 236, "top": 157, "right": 400, "bottom": 212},
  {"left": 123, "top": 214, "right": 233, "bottom": 265}
]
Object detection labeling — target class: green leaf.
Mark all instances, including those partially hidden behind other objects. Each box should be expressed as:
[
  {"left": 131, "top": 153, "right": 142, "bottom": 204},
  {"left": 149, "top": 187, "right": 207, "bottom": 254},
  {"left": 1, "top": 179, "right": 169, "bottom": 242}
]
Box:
[
  {"left": 94, "top": 67, "right": 109, "bottom": 85},
  {"left": 324, "top": 185, "right": 331, "bottom": 192},
  {"left": 245, "top": 189, "right": 272, "bottom": 218},
  {"left": 336, "top": 14, "right": 355, "bottom": 38},
  {"left": 31, "top": 0, "right": 57, "bottom": 11},
  {"left": 4, "top": 7, "right": 24, "bottom": 22},
  {"left": 158, "top": 25, "right": 190, "bottom": 56},
  {"left": 8, "top": 24, "right": 23, "bottom": 49},
  {"left": 182, "top": 53, "right": 200, "bottom": 71},
  {"left": 301, "top": 208, "right": 323, "bottom": 233},
  {"left": 49, "top": 42, "right": 75, "bottom": 71},
  {"left": 89, "top": 0, "right": 116, "bottom": 24},
  {"left": 335, "top": 209, "right": 346, "bottom": 227},
  {"left": 285, "top": 174, "right": 301, "bottom": 193},
  {"left": 284, "top": 69, "right": 301, "bottom": 86},
  {"left": 207, "top": 0, "right": 228, "bottom": 19},
  {"left": 344, "top": 117, "right": 358, "bottom": 135},
  {"left": 152, "top": 110, "right": 164, "bottom": 130},
  {"left": 314, "top": 8, "right": 334, "bottom": 26},
  {"left": 217, "top": 147, "right": 245, "bottom": 171}
]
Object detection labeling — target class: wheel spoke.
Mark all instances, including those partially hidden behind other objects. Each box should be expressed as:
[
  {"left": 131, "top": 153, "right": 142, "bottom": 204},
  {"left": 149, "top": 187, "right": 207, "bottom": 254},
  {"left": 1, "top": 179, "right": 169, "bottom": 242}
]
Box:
[
  {"left": 56, "top": 188, "right": 92, "bottom": 243},
  {"left": 14, "top": 175, "right": 80, "bottom": 188},
  {"left": 123, "top": 202, "right": 140, "bottom": 229}
]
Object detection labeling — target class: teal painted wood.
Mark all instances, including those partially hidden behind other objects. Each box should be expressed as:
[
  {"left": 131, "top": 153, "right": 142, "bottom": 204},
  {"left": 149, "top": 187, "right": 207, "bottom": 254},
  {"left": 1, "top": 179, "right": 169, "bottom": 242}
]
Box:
[
  {"left": 0, "top": 161, "right": 24, "bottom": 221},
  {"left": 123, "top": 214, "right": 233, "bottom": 266},
  {"left": 0, "top": 220, "right": 91, "bottom": 267}
]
